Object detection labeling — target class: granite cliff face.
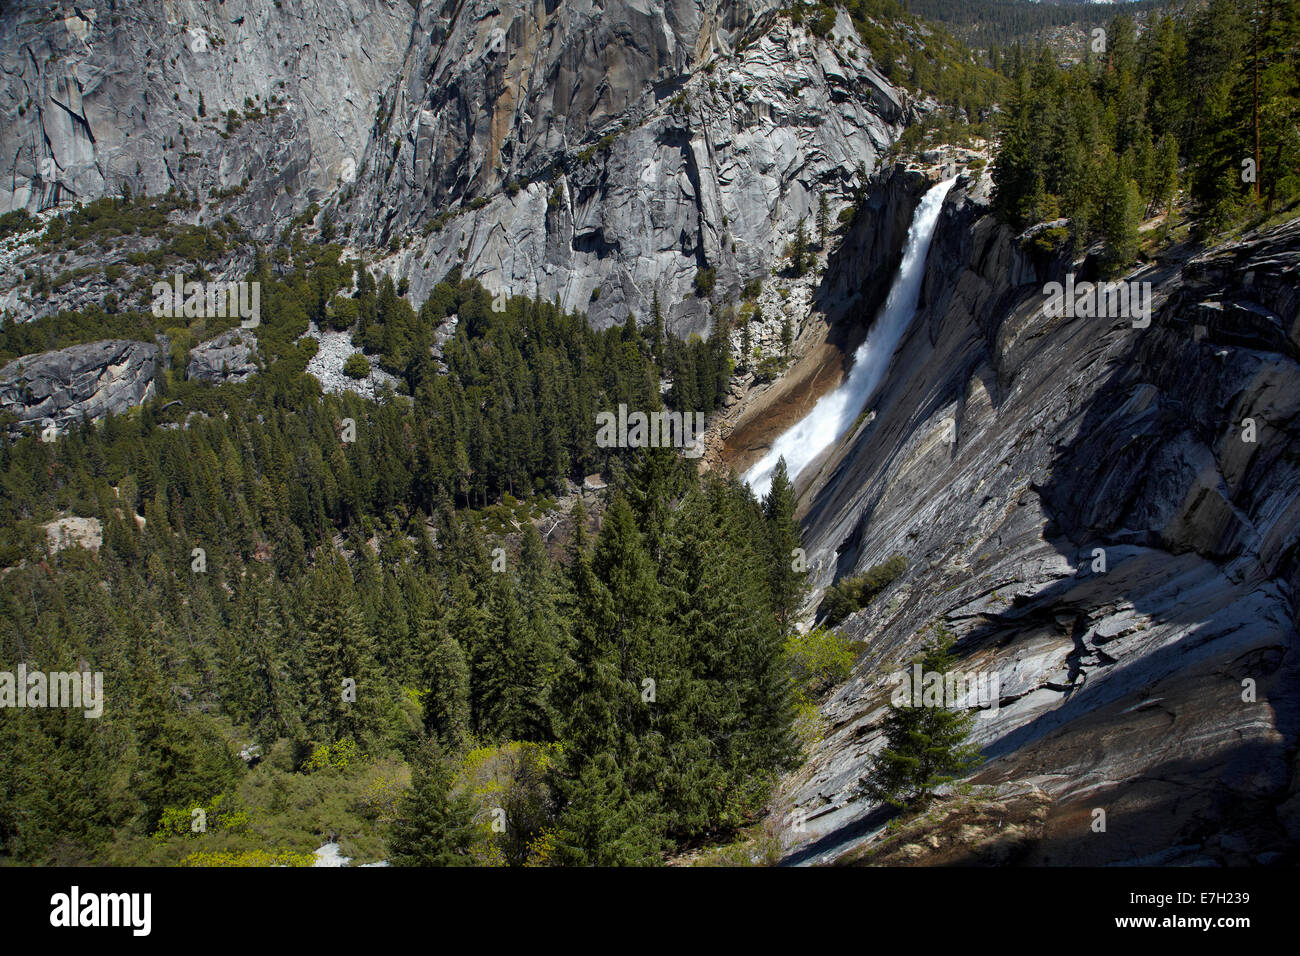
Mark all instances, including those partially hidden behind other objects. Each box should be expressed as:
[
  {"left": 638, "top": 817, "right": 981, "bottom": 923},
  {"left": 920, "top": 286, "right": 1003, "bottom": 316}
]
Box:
[
  {"left": 2, "top": 1, "right": 912, "bottom": 336},
  {"left": 185, "top": 327, "right": 258, "bottom": 384},
  {"left": 339, "top": 2, "right": 907, "bottom": 335},
  {"left": 775, "top": 178, "right": 1300, "bottom": 866},
  {"left": 0, "top": 0, "right": 413, "bottom": 225}
]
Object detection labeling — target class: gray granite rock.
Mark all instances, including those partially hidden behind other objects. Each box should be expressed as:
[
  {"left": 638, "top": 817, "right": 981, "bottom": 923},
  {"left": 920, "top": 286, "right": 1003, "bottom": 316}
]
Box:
[
  {"left": 2, "top": 3, "right": 914, "bottom": 339},
  {"left": 0, "top": 0, "right": 413, "bottom": 235},
  {"left": 0, "top": 338, "right": 159, "bottom": 431},
  {"left": 186, "top": 327, "right": 257, "bottom": 383},
  {"left": 777, "top": 187, "right": 1300, "bottom": 866},
  {"left": 302, "top": 322, "right": 402, "bottom": 400},
  {"left": 330, "top": 5, "right": 912, "bottom": 337}
]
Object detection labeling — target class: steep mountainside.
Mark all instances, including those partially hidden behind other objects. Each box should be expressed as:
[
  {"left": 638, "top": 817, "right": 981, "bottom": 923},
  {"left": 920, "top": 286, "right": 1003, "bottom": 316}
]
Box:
[
  {"left": 2, "top": 0, "right": 1297, "bottom": 870},
  {"left": 2, "top": 0, "right": 914, "bottom": 335},
  {"left": 775, "top": 172, "right": 1300, "bottom": 865},
  {"left": 0, "top": 0, "right": 413, "bottom": 224}
]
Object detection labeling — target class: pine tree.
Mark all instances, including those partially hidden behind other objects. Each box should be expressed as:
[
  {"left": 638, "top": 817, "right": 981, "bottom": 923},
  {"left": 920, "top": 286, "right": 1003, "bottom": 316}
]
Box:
[
  {"left": 388, "top": 744, "right": 477, "bottom": 866},
  {"left": 131, "top": 651, "right": 240, "bottom": 831},
  {"left": 424, "top": 627, "right": 472, "bottom": 750},
  {"left": 763, "top": 458, "right": 807, "bottom": 635},
  {"left": 622, "top": 446, "right": 692, "bottom": 569},
  {"left": 1256, "top": 0, "right": 1300, "bottom": 210},
  {"left": 475, "top": 568, "right": 548, "bottom": 741},
  {"left": 1098, "top": 160, "right": 1143, "bottom": 275},
  {"left": 1185, "top": 0, "right": 1250, "bottom": 231},
  {"left": 444, "top": 571, "right": 488, "bottom": 725},
  {"left": 0, "top": 593, "right": 139, "bottom": 861},
  {"left": 660, "top": 475, "right": 799, "bottom": 833},
  {"left": 555, "top": 500, "right": 621, "bottom": 763},
  {"left": 791, "top": 218, "right": 810, "bottom": 276},
  {"left": 552, "top": 753, "right": 667, "bottom": 866},
  {"left": 668, "top": 338, "right": 700, "bottom": 414},
  {"left": 567, "top": 495, "right": 663, "bottom": 761},
  {"left": 300, "top": 553, "right": 384, "bottom": 747},
  {"left": 225, "top": 571, "right": 298, "bottom": 744},
  {"left": 517, "top": 522, "right": 566, "bottom": 736},
  {"left": 1153, "top": 133, "right": 1181, "bottom": 216},
  {"left": 554, "top": 496, "right": 682, "bottom": 855},
  {"left": 858, "top": 626, "right": 982, "bottom": 808}
]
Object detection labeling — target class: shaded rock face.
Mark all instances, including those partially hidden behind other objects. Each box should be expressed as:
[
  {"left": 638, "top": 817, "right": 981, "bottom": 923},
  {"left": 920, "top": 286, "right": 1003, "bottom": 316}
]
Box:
[
  {"left": 0, "top": 339, "right": 159, "bottom": 429},
  {"left": 780, "top": 184, "right": 1300, "bottom": 866},
  {"left": 0, "top": 0, "right": 414, "bottom": 232},
  {"left": 186, "top": 328, "right": 257, "bottom": 383},
  {"left": 816, "top": 164, "right": 929, "bottom": 328}
]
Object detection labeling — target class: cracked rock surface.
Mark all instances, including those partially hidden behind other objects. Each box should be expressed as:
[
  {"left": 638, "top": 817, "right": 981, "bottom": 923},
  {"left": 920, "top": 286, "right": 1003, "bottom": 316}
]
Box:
[
  {"left": 0, "top": 338, "right": 159, "bottom": 430},
  {"left": 186, "top": 327, "right": 258, "bottom": 383},
  {"left": 0, "top": 0, "right": 412, "bottom": 232},
  {"left": 356, "top": 5, "right": 908, "bottom": 337},
  {"left": 2, "top": 2, "right": 914, "bottom": 337},
  {"left": 778, "top": 184, "right": 1300, "bottom": 866}
]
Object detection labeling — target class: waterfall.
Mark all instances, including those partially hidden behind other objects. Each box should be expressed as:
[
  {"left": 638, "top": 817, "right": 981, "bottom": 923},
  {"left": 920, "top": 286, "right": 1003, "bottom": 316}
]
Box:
[{"left": 745, "top": 178, "right": 956, "bottom": 499}]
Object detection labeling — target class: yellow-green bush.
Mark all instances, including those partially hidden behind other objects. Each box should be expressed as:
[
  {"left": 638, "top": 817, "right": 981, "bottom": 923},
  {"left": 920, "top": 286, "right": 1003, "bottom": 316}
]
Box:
[
  {"left": 302, "top": 737, "right": 362, "bottom": 773},
  {"left": 454, "top": 741, "right": 564, "bottom": 866},
  {"left": 785, "top": 626, "right": 856, "bottom": 699},
  {"left": 181, "top": 849, "right": 314, "bottom": 867},
  {"left": 153, "top": 792, "right": 252, "bottom": 841}
]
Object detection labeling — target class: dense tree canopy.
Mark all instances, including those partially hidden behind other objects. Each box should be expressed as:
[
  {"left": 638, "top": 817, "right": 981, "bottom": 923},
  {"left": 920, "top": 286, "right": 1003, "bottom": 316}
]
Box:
[
  {"left": 0, "top": 246, "right": 804, "bottom": 864},
  {"left": 993, "top": 3, "right": 1300, "bottom": 265}
]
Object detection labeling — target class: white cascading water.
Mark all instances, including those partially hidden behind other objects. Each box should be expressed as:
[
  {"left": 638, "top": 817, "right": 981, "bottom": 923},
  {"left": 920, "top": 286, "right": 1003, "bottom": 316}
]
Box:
[{"left": 745, "top": 177, "right": 957, "bottom": 498}]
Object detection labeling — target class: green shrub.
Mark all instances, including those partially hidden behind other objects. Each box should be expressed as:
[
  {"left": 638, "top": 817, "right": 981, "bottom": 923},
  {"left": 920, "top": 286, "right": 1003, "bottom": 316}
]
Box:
[
  {"left": 1027, "top": 225, "right": 1069, "bottom": 257},
  {"left": 753, "top": 355, "right": 783, "bottom": 383},
  {"left": 343, "top": 353, "right": 370, "bottom": 379},
  {"left": 154, "top": 792, "right": 251, "bottom": 841},
  {"left": 327, "top": 295, "right": 359, "bottom": 331},
  {"left": 181, "top": 849, "right": 315, "bottom": 867},
  {"left": 785, "top": 626, "right": 856, "bottom": 700},
  {"left": 303, "top": 737, "right": 362, "bottom": 771},
  {"left": 0, "top": 208, "right": 33, "bottom": 241},
  {"left": 820, "top": 555, "right": 908, "bottom": 627},
  {"left": 693, "top": 266, "right": 716, "bottom": 297},
  {"left": 809, "top": 5, "right": 837, "bottom": 38}
]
